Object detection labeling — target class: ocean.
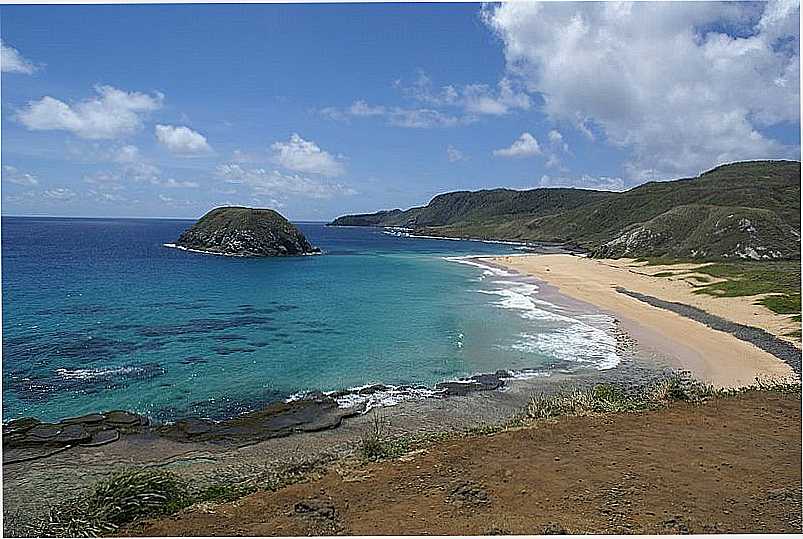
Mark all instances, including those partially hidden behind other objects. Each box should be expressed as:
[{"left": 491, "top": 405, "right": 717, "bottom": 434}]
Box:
[{"left": 2, "top": 217, "right": 621, "bottom": 423}]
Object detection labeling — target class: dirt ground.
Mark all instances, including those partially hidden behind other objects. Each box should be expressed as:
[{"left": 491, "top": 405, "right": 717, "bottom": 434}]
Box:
[{"left": 128, "top": 390, "right": 801, "bottom": 535}]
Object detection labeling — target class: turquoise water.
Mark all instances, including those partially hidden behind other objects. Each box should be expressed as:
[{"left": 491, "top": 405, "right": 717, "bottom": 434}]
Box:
[{"left": 2, "top": 217, "right": 620, "bottom": 422}]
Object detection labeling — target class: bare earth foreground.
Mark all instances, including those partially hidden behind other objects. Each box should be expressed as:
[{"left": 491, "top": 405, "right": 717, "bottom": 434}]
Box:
[
  {"left": 130, "top": 390, "right": 801, "bottom": 536},
  {"left": 487, "top": 254, "right": 799, "bottom": 387}
]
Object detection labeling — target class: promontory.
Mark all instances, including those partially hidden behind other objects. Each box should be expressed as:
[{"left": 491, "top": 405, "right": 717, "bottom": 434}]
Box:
[{"left": 173, "top": 207, "right": 320, "bottom": 257}]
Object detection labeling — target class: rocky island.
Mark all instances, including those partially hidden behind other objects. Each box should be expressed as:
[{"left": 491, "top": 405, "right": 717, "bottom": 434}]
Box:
[{"left": 173, "top": 206, "right": 320, "bottom": 257}]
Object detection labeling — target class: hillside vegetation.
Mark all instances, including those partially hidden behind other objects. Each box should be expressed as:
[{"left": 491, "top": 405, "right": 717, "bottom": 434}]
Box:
[{"left": 331, "top": 161, "right": 801, "bottom": 260}]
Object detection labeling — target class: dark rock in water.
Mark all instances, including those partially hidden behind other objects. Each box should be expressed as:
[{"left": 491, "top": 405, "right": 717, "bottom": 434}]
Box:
[
  {"left": 25, "top": 424, "right": 62, "bottom": 441},
  {"left": 54, "top": 424, "right": 92, "bottom": 444},
  {"left": 105, "top": 410, "right": 148, "bottom": 427},
  {"left": 436, "top": 371, "right": 508, "bottom": 396},
  {"left": 159, "top": 393, "right": 363, "bottom": 444},
  {"left": 2, "top": 410, "right": 150, "bottom": 459},
  {"left": 174, "top": 206, "right": 321, "bottom": 257},
  {"left": 61, "top": 413, "right": 106, "bottom": 425},
  {"left": 4, "top": 417, "right": 40, "bottom": 435}
]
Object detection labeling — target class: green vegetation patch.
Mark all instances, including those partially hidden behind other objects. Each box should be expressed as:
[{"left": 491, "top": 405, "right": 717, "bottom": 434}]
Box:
[
  {"left": 682, "top": 261, "right": 801, "bottom": 313},
  {"left": 757, "top": 293, "right": 802, "bottom": 315}
]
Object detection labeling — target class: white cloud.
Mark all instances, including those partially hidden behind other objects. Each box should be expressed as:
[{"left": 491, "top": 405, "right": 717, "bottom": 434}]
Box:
[
  {"left": 400, "top": 72, "right": 531, "bottom": 116},
  {"left": 322, "top": 73, "right": 530, "bottom": 128},
  {"left": 156, "top": 178, "right": 199, "bottom": 189},
  {"left": 114, "top": 145, "right": 142, "bottom": 163},
  {"left": 387, "top": 108, "right": 461, "bottom": 128},
  {"left": 348, "top": 100, "right": 387, "bottom": 117},
  {"left": 446, "top": 145, "right": 465, "bottom": 162},
  {"left": 3, "top": 165, "right": 39, "bottom": 186},
  {"left": 216, "top": 163, "right": 356, "bottom": 199},
  {"left": 544, "top": 129, "right": 570, "bottom": 169},
  {"left": 43, "top": 187, "right": 77, "bottom": 201},
  {"left": 484, "top": 0, "right": 800, "bottom": 180},
  {"left": 548, "top": 130, "right": 568, "bottom": 152},
  {"left": 18, "top": 85, "right": 163, "bottom": 139},
  {"left": 1, "top": 41, "right": 37, "bottom": 74},
  {"left": 539, "top": 174, "right": 626, "bottom": 192},
  {"left": 270, "top": 134, "right": 345, "bottom": 176},
  {"left": 493, "top": 132, "right": 541, "bottom": 158},
  {"left": 155, "top": 124, "right": 212, "bottom": 155}
]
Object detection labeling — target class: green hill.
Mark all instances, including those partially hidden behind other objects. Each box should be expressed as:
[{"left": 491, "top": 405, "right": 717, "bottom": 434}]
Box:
[{"left": 330, "top": 160, "right": 801, "bottom": 260}]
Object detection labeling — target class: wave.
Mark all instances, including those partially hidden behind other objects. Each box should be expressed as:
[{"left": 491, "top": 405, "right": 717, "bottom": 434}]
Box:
[
  {"left": 163, "top": 243, "right": 323, "bottom": 257},
  {"left": 383, "top": 228, "right": 532, "bottom": 247},
  {"left": 286, "top": 367, "right": 552, "bottom": 412},
  {"left": 447, "top": 257, "right": 622, "bottom": 371},
  {"left": 55, "top": 365, "right": 150, "bottom": 380}
]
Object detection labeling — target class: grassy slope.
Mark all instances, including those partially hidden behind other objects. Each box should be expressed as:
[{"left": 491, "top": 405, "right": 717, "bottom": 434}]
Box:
[{"left": 332, "top": 161, "right": 801, "bottom": 260}]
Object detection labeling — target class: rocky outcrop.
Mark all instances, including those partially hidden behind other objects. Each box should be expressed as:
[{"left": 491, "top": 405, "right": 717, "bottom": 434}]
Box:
[
  {"left": 174, "top": 207, "right": 320, "bottom": 257},
  {"left": 2, "top": 410, "right": 148, "bottom": 464}
]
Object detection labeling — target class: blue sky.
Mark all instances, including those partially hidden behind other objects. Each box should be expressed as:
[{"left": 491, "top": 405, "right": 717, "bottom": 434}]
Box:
[{"left": 1, "top": 2, "right": 799, "bottom": 220}]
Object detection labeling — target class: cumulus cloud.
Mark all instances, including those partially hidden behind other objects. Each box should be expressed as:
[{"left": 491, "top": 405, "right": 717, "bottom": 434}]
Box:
[
  {"left": 3, "top": 165, "right": 39, "bottom": 186},
  {"left": 484, "top": 0, "right": 800, "bottom": 180},
  {"left": 17, "top": 85, "right": 163, "bottom": 139},
  {"left": 155, "top": 124, "right": 212, "bottom": 155},
  {"left": 493, "top": 132, "right": 541, "bottom": 158},
  {"left": 446, "top": 145, "right": 465, "bottom": 162},
  {"left": 216, "top": 163, "right": 356, "bottom": 199},
  {"left": 270, "top": 134, "right": 345, "bottom": 176},
  {"left": 539, "top": 174, "right": 626, "bottom": 192},
  {"left": 1, "top": 41, "right": 37, "bottom": 74}
]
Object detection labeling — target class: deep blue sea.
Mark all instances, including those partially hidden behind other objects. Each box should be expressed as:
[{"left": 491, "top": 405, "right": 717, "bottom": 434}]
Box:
[{"left": 2, "top": 217, "right": 620, "bottom": 422}]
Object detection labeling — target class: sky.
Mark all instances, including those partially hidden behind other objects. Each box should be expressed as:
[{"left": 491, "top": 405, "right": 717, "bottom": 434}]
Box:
[{"left": 1, "top": 1, "right": 800, "bottom": 220}]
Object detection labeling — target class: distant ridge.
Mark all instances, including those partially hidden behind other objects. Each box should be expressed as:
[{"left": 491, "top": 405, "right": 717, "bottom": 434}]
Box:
[{"left": 330, "top": 160, "right": 801, "bottom": 260}]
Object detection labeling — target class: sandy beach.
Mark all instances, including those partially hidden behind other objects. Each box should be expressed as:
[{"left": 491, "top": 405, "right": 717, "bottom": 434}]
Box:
[{"left": 484, "top": 254, "right": 799, "bottom": 388}]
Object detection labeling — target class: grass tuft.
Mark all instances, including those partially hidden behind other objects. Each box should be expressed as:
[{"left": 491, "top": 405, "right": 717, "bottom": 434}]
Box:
[
  {"left": 360, "top": 412, "right": 411, "bottom": 461},
  {"left": 525, "top": 376, "right": 717, "bottom": 420},
  {"left": 42, "top": 469, "right": 189, "bottom": 537}
]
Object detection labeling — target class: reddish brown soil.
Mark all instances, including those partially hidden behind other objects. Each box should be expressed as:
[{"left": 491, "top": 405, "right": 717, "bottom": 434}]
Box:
[{"left": 129, "top": 391, "right": 801, "bottom": 535}]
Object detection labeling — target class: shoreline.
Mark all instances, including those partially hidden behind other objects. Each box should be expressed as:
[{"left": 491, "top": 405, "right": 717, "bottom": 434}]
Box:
[
  {"left": 3, "top": 357, "right": 672, "bottom": 523},
  {"left": 484, "top": 254, "right": 799, "bottom": 388}
]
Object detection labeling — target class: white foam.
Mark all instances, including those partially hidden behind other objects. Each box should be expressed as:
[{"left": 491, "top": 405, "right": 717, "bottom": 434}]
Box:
[
  {"left": 448, "top": 257, "right": 622, "bottom": 371},
  {"left": 285, "top": 385, "right": 445, "bottom": 412},
  {"left": 383, "top": 228, "right": 531, "bottom": 247},
  {"left": 55, "top": 366, "right": 144, "bottom": 380}
]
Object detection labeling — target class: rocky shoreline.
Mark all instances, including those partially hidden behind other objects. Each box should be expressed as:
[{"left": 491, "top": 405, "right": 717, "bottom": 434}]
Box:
[{"left": 1, "top": 370, "right": 519, "bottom": 465}]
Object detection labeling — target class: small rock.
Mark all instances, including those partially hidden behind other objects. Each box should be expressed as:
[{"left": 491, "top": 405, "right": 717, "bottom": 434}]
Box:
[{"left": 543, "top": 522, "right": 567, "bottom": 535}]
